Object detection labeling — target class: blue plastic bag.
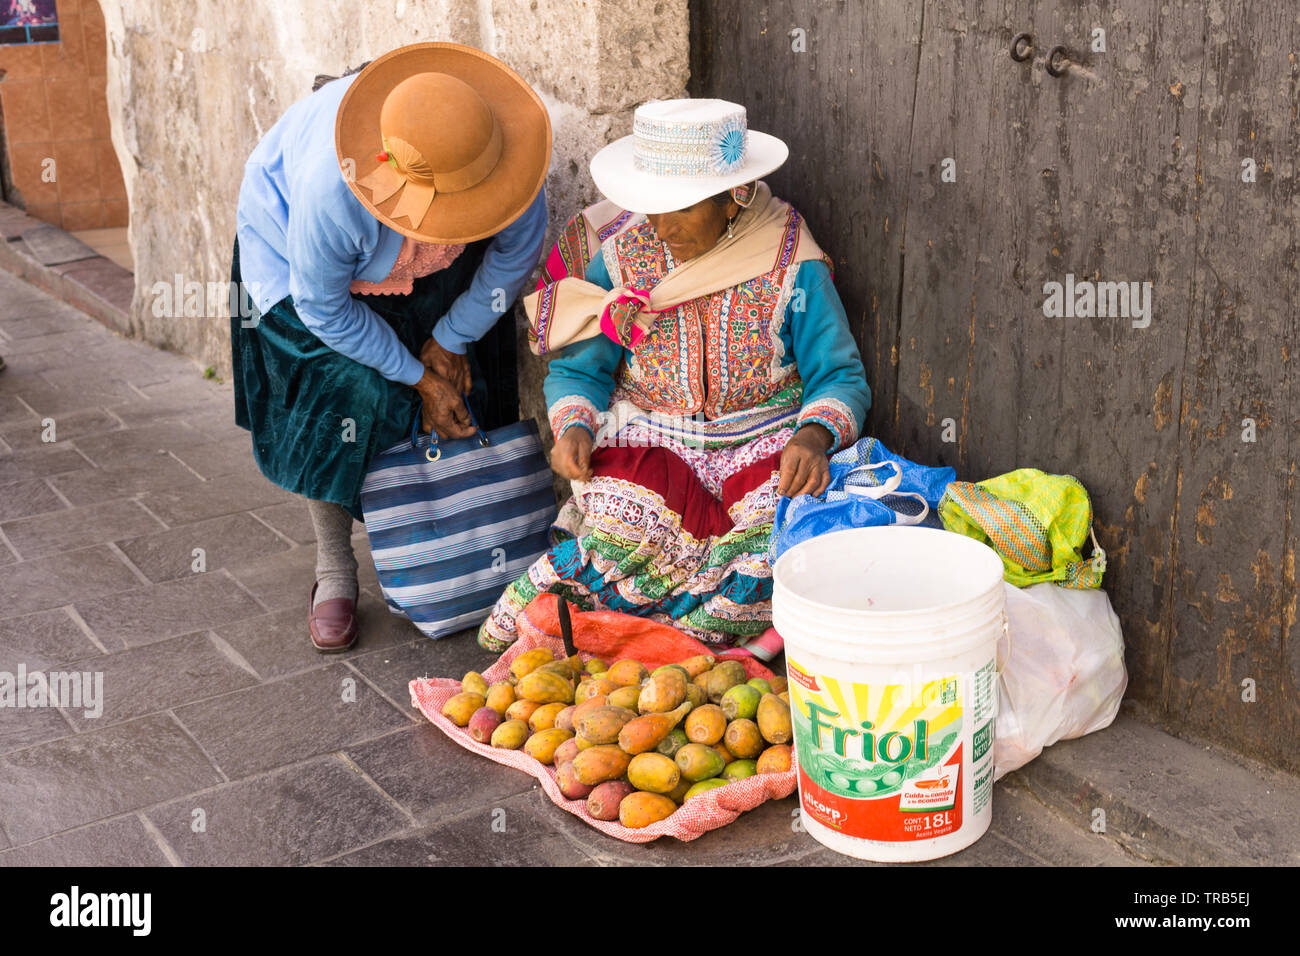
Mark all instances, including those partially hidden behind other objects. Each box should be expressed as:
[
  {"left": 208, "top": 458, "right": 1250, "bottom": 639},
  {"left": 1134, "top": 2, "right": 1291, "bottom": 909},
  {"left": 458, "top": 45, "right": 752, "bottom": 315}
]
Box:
[{"left": 768, "top": 437, "right": 956, "bottom": 562}]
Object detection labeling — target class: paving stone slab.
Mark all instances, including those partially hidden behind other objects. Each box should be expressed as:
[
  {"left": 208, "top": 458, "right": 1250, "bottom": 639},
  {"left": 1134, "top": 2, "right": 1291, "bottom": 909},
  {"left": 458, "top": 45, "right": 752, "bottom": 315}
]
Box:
[
  {"left": 139, "top": 470, "right": 296, "bottom": 525},
  {"left": 18, "top": 226, "right": 98, "bottom": 267},
  {"left": 0, "top": 310, "right": 92, "bottom": 339},
  {"left": 344, "top": 724, "right": 538, "bottom": 823},
  {"left": 0, "top": 545, "right": 140, "bottom": 619},
  {"left": 0, "top": 395, "right": 38, "bottom": 429},
  {"left": 169, "top": 435, "right": 263, "bottom": 480},
  {"left": 2, "top": 498, "right": 164, "bottom": 560},
  {"left": 0, "top": 702, "right": 76, "bottom": 755},
  {"left": 51, "top": 257, "right": 135, "bottom": 313},
  {"left": 0, "top": 445, "right": 91, "bottom": 484},
  {"left": 116, "top": 511, "right": 292, "bottom": 583},
  {"left": 1010, "top": 715, "right": 1300, "bottom": 866},
  {"left": 73, "top": 571, "right": 268, "bottom": 649},
  {"left": 50, "top": 454, "right": 203, "bottom": 506},
  {"left": 225, "top": 543, "right": 322, "bottom": 611},
  {"left": 0, "top": 712, "right": 223, "bottom": 844},
  {"left": 145, "top": 754, "right": 410, "bottom": 867},
  {"left": 13, "top": 378, "right": 141, "bottom": 416},
  {"left": 0, "top": 329, "right": 104, "bottom": 358},
  {"left": 173, "top": 663, "right": 412, "bottom": 779},
  {"left": 0, "top": 814, "right": 174, "bottom": 866},
  {"left": 0, "top": 203, "right": 43, "bottom": 240},
  {"left": 0, "top": 407, "right": 122, "bottom": 452},
  {"left": 536, "top": 787, "right": 811, "bottom": 866},
  {"left": 64, "top": 631, "right": 260, "bottom": 729},
  {"left": 252, "top": 500, "right": 317, "bottom": 544},
  {"left": 69, "top": 420, "right": 206, "bottom": 467},
  {"left": 347, "top": 630, "right": 497, "bottom": 706},
  {"left": 987, "top": 780, "right": 1145, "bottom": 867},
  {"left": 0, "top": 477, "right": 67, "bottom": 522},
  {"left": 213, "top": 596, "right": 417, "bottom": 682},
  {"left": 0, "top": 607, "right": 103, "bottom": 673},
  {"left": 323, "top": 789, "right": 598, "bottom": 867}
]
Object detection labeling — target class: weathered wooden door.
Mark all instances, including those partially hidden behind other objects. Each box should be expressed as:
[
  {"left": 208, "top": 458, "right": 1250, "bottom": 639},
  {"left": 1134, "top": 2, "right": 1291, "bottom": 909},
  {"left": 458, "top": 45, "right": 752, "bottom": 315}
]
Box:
[{"left": 690, "top": 0, "right": 1299, "bottom": 770}]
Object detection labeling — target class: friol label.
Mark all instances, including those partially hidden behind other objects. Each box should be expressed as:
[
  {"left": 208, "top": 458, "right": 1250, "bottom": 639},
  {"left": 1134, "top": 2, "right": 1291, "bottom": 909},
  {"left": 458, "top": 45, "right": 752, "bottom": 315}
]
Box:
[{"left": 788, "top": 656, "right": 993, "bottom": 842}]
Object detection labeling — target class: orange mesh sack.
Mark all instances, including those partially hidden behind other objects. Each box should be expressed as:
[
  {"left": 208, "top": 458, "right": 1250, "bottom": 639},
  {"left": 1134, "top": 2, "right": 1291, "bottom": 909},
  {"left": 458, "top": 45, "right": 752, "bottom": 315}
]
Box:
[{"left": 409, "top": 594, "right": 798, "bottom": 843}]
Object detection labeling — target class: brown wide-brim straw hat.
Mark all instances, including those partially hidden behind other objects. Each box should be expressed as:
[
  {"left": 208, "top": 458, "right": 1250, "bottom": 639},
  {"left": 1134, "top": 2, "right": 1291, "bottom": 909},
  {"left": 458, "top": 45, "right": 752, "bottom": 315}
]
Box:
[{"left": 336, "top": 42, "right": 551, "bottom": 244}]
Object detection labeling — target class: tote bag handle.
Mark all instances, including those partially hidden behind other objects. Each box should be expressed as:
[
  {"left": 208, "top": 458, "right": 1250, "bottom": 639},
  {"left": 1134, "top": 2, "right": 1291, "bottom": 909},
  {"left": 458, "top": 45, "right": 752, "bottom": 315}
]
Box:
[
  {"left": 409, "top": 400, "right": 489, "bottom": 463},
  {"left": 842, "top": 460, "right": 930, "bottom": 525}
]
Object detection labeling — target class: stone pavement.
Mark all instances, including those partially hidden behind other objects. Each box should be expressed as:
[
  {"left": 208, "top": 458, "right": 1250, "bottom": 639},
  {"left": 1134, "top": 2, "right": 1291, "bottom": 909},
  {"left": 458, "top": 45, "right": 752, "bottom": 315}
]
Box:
[{"left": 0, "top": 268, "right": 1146, "bottom": 866}]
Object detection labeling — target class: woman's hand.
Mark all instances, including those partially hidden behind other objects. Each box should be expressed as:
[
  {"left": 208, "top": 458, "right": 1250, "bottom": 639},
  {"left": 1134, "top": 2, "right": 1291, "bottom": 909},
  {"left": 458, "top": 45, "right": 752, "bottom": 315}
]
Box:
[
  {"left": 420, "top": 336, "right": 471, "bottom": 395},
  {"left": 414, "top": 370, "right": 476, "bottom": 439},
  {"left": 551, "top": 426, "right": 594, "bottom": 481},
  {"left": 777, "top": 424, "right": 833, "bottom": 498}
]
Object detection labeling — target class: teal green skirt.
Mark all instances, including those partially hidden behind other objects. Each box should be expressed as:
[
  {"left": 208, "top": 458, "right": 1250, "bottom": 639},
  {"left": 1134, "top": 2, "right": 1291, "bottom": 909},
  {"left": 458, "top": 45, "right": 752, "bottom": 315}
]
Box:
[{"left": 230, "top": 238, "right": 516, "bottom": 520}]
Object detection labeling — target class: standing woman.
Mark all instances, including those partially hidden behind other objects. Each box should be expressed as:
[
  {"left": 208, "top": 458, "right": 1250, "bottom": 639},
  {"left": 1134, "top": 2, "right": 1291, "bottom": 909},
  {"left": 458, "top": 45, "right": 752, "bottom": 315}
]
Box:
[{"left": 231, "top": 43, "right": 551, "bottom": 653}]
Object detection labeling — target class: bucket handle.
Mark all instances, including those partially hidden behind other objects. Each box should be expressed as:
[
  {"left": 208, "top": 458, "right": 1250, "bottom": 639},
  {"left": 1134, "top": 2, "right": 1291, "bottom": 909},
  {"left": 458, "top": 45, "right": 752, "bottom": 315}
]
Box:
[{"left": 995, "top": 610, "right": 1012, "bottom": 676}]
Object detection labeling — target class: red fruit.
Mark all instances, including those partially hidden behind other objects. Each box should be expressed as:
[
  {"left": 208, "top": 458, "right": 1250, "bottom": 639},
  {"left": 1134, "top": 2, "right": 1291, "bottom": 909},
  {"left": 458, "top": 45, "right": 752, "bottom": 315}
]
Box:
[
  {"left": 467, "top": 706, "right": 503, "bottom": 744},
  {"left": 556, "top": 762, "right": 595, "bottom": 801},
  {"left": 586, "top": 780, "right": 635, "bottom": 821}
]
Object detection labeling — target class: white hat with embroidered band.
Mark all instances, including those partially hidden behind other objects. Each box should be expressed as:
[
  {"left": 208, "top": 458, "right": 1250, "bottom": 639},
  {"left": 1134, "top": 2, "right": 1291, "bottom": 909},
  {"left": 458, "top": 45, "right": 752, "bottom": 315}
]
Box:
[{"left": 588, "top": 98, "right": 789, "bottom": 215}]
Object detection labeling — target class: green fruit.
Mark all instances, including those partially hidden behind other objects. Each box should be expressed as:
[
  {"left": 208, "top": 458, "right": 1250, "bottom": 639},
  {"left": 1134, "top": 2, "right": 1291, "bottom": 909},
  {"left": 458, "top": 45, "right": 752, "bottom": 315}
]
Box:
[
  {"left": 720, "top": 684, "right": 761, "bottom": 721},
  {"left": 676, "top": 742, "right": 726, "bottom": 782},
  {"left": 722, "top": 759, "right": 758, "bottom": 781},
  {"left": 746, "top": 678, "right": 773, "bottom": 696},
  {"left": 683, "top": 778, "right": 730, "bottom": 800},
  {"left": 656, "top": 727, "right": 690, "bottom": 758}
]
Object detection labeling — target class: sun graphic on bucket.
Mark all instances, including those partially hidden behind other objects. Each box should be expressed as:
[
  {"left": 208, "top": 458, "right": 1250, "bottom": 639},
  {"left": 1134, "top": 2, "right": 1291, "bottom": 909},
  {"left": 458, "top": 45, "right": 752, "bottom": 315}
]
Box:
[{"left": 788, "top": 660, "right": 978, "bottom": 844}]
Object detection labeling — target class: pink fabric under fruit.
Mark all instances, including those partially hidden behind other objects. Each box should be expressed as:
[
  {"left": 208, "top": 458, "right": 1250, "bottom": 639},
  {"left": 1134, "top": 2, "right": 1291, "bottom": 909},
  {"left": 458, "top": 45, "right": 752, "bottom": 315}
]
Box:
[{"left": 409, "top": 594, "right": 797, "bottom": 843}]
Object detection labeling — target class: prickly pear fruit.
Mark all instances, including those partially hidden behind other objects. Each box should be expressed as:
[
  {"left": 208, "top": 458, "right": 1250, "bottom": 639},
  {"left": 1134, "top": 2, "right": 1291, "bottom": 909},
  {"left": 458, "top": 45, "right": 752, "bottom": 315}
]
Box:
[
  {"left": 675, "top": 743, "right": 725, "bottom": 782},
  {"left": 720, "top": 684, "right": 761, "bottom": 721},
  {"left": 510, "top": 647, "right": 555, "bottom": 680},
  {"left": 756, "top": 693, "right": 792, "bottom": 744},
  {"left": 627, "top": 752, "right": 681, "bottom": 794},
  {"left": 607, "top": 659, "right": 648, "bottom": 687},
  {"left": 572, "top": 745, "right": 633, "bottom": 786},
  {"left": 490, "top": 719, "right": 529, "bottom": 749},
  {"left": 619, "top": 792, "right": 677, "bottom": 828},
  {"left": 468, "top": 706, "right": 503, "bottom": 743},
  {"left": 586, "top": 780, "right": 635, "bottom": 820},
  {"left": 574, "top": 705, "right": 638, "bottom": 745},
  {"left": 516, "top": 669, "right": 574, "bottom": 704},
  {"left": 757, "top": 744, "right": 792, "bottom": 774},
  {"left": 705, "top": 660, "right": 747, "bottom": 703},
  {"left": 442, "top": 692, "right": 485, "bottom": 727},
  {"left": 556, "top": 761, "right": 594, "bottom": 800},
  {"left": 724, "top": 718, "right": 764, "bottom": 759},
  {"left": 617, "top": 702, "right": 692, "bottom": 755},
  {"left": 523, "top": 727, "right": 573, "bottom": 764},
  {"left": 684, "top": 704, "right": 727, "bottom": 745},
  {"left": 637, "top": 668, "right": 687, "bottom": 713}
]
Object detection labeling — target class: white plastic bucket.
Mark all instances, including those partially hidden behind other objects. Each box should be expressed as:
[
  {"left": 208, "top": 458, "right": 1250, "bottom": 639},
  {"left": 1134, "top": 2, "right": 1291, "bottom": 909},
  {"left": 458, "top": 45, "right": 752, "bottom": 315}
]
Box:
[{"left": 772, "top": 525, "right": 1006, "bottom": 862}]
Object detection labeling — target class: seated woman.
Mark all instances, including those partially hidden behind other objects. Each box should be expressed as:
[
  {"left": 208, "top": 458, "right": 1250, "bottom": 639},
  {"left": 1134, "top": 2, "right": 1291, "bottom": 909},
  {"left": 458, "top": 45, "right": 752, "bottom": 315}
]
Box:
[{"left": 480, "top": 99, "right": 870, "bottom": 653}]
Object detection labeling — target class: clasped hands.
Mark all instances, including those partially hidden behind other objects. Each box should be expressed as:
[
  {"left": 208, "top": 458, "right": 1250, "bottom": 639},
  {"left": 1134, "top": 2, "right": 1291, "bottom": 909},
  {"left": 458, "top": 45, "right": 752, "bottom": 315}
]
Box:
[
  {"left": 550, "top": 421, "right": 834, "bottom": 498},
  {"left": 414, "top": 336, "right": 476, "bottom": 440}
]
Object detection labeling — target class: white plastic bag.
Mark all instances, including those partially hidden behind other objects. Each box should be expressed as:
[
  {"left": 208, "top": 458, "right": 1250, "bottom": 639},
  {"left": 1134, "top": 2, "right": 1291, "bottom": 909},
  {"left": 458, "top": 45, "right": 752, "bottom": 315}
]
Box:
[{"left": 993, "top": 582, "right": 1127, "bottom": 779}]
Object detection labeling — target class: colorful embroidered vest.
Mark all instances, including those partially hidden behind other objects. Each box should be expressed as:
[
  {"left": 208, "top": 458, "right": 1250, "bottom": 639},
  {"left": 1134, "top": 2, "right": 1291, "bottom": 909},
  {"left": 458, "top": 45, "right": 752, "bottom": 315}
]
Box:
[{"left": 605, "top": 219, "right": 806, "bottom": 419}]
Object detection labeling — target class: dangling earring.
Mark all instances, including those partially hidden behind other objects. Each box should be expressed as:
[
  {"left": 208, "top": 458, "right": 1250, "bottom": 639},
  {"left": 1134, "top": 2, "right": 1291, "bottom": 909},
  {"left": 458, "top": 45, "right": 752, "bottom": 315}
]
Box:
[{"left": 726, "top": 215, "right": 736, "bottom": 240}]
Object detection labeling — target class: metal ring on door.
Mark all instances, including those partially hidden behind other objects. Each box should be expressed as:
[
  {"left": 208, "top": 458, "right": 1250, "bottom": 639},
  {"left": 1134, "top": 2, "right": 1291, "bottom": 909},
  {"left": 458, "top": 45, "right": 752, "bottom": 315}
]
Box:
[
  {"left": 1010, "top": 32, "right": 1033, "bottom": 62},
  {"left": 1046, "top": 45, "right": 1070, "bottom": 76}
]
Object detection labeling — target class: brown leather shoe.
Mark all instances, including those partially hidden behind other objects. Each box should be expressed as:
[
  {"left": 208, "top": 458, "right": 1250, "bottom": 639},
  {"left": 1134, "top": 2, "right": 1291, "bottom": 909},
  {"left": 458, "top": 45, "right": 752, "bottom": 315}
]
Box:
[{"left": 308, "top": 582, "right": 359, "bottom": 653}]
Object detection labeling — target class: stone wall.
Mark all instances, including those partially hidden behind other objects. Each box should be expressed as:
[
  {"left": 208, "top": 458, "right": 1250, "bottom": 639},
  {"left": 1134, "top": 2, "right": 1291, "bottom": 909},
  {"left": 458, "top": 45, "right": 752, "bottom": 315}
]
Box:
[{"left": 95, "top": 0, "right": 688, "bottom": 430}]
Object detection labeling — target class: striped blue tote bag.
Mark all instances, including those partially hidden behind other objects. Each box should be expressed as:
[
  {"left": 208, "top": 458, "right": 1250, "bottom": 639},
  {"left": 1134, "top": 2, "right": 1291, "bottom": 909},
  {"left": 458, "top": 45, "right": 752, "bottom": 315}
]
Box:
[{"left": 360, "top": 408, "right": 557, "bottom": 639}]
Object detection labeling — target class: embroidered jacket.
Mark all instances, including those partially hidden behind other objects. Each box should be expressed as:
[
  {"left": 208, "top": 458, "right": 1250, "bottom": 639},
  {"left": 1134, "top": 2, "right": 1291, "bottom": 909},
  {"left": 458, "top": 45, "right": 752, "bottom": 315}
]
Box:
[{"left": 545, "top": 216, "right": 871, "bottom": 451}]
